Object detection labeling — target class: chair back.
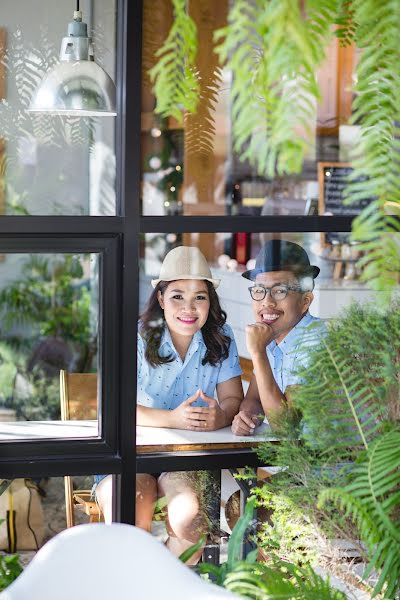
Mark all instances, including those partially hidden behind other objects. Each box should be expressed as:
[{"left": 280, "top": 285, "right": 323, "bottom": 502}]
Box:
[
  {"left": 59, "top": 371, "right": 98, "bottom": 420},
  {"left": 59, "top": 370, "right": 99, "bottom": 528},
  {"left": 239, "top": 356, "right": 253, "bottom": 383},
  {"left": 0, "top": 524, "right": 237, "bottom": 600}
]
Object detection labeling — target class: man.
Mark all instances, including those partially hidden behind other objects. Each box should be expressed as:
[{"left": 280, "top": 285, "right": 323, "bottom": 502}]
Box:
[{"left": 232, "top": 239, "right": 322, "bottom": 435}]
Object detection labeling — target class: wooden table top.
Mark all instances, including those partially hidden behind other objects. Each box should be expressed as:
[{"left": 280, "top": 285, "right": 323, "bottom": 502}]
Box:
[{"left": 0, "top": 420, "right": 277, "bottom": 452}]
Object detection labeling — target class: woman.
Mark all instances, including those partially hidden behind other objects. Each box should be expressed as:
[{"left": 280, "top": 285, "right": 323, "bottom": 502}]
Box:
[{"left": 96, "top": 246, "right": 243, "bottom": 563}]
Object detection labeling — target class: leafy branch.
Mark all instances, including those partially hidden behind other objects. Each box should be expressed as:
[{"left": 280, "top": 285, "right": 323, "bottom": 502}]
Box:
[
  {"left": 319, "top": 430, "right": 400, "bottom": 598},
  {"left": 345, "top": 0, "right": 400, "bottom": 291},
  {"left": 149, "top": 0, "right": 400, "bottom": 291},
  {"left": 149, "top": 0, "right": 199, "bottom": 123},
  {"left": 183, "top": 498, "right": 346, "bottom": 599}
]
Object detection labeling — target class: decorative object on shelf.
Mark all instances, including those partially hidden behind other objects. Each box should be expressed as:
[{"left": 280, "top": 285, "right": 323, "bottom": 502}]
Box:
[
  {"left": 217, "top": 254, "right": 231, "bottom": 269},
  {"left": 234, "top": 232, "right": 251, "bottom": 265},
  {"left": 29, "top": 2, "right": 116, "bottom": 116},
  {"left": 313, "top": 239, "right": 363, "bottom": 281},
  {"left": 226, "top": 258, "right": 238, "bottom": 272},
  {"left": 245, "top": 258, "right": 256, "bottom": 272}
]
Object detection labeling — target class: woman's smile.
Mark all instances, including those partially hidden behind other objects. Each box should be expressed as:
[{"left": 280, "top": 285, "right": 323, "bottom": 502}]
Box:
[{"left": 177, "top": 315, "right": 198, "bottom": 324}]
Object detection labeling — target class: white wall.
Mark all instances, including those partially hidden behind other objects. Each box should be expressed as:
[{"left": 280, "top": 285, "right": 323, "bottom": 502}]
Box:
[{"left": 139, "top": 268, "right": 381, "bottom": 359}]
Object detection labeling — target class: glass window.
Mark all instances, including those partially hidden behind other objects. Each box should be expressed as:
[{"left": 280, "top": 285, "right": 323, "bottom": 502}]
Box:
[
  {"left": 140, "top": 4, "right": 362, "bottom": 218},
  {"left": 0, "top": 0, "right": 117, "bottom": 216},
  {"left": 91, "top": 469, "right": 243, "bottom": 563},
  {"left": 138, "top": 231, "right": 392, "bottom": 433},
  {"left": 0, "top": 252, "right": 100, "bottom": 440},
  {"left": 0, "top": 475, "right": 102, "bottom": 555}
]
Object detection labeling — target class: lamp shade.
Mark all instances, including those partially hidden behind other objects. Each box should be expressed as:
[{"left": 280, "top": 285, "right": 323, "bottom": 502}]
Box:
[
  {"left": 29, "top": 10, "right": 116, "bottom": 117},
  {"left": 29, "top": 61, "right": 116, "bottom": 116}
]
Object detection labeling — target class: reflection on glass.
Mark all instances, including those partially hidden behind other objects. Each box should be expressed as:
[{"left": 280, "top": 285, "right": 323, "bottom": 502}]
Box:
[
  {"left": 141, "top": 4, "right": 360, "bottom": 217},
  {"left": 0, "top": 0, "right": 116, "bottom": 216},
  {"left": 136, "top": 245, "right": 243, "bottom": 434},
  {"left": 93, "top": 470, "right": 231, "bottom": 564},
  {"left": 0, "top": 476, "right": 101, "bottom": 554},
  {"left": 0, "top": 253, "right": 99, "bottom": 440},
  {"left": 139, "top": 232, "right": 388, "bottom": 429}
]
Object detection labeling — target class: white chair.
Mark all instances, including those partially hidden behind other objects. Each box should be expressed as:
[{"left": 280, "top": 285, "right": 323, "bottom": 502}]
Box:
[{"left": 0, "top": 523, "right": 238, "bottom": 600}]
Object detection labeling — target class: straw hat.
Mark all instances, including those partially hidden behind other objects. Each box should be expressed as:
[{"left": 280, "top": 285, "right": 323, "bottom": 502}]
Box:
[{"left": 151, "top": 246, "right": 220, "bottom": 289}]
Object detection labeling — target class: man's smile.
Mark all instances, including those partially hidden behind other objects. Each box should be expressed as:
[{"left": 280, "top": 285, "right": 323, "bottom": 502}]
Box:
[{"left": 259, "top": 311, "right": 281, "bottom": 325}]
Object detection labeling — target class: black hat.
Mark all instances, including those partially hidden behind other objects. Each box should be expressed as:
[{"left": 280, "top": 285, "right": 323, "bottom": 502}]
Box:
[{"left": 242, "top": 240, "right": 320, "bottom": 281}]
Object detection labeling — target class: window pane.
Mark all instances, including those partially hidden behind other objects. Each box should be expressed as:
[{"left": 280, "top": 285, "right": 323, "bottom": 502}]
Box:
[
  {"left": 0, "top": 0, "right": 117, "bottom": 216},
  {"left": 0, "top": 475, "right": 101, "bottom": 556},
  {"left": 92, "top": 470, "right": 236, "bottom": 563},
  {"left": 0, "top": 253, "right": 100, "bottom": 440},
  {"left": 137, "top": 232, "right": 394, "bottom": 444},
  {"left": 140, "top": 3, "right": 365, "bottom": 218}
]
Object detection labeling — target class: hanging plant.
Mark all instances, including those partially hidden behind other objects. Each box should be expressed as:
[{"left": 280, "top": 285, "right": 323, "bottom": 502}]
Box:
[{"left": 149, "top": 0, "right": 400, "bottom": 292}]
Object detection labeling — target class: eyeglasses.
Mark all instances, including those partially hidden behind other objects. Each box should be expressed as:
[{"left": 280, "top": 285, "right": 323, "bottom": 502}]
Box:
[{"left": 248, "top": 283, "right": 302, "bottom": 301}]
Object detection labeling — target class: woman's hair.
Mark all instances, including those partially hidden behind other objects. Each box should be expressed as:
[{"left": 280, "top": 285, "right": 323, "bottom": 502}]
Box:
[{"left": 139, "top": 280, "right": 230, "bottom": 368}]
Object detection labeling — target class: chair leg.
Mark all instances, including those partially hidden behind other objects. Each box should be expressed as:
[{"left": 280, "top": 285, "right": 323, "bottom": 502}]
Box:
[
  {"left": 202, "top": 470, "right": 221, "bottom": 565},
  {"left": 64, "top": 475, "right": 75, "bottom": 528}
]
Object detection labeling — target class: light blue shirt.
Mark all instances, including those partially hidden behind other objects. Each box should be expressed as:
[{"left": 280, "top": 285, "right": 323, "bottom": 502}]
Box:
[
  {"left": 137, "top": 324, "right": 242, "bottom": 410},
  {"left": 267, "top": 312, "right": 324, "bottom": 393}
]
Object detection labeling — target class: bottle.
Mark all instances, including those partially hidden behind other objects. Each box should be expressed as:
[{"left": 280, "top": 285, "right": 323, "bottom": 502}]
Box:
[{"left": 234, "top": 232, "right": 251, "bottom": 265}]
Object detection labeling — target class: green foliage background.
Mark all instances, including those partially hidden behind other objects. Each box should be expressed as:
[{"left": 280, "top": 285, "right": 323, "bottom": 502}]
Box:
[
  {"left": 256, "top": 300, "right": 400, "bottom": 598},
  {"left": 0, "top": 254, "right": 97, "bottom": 420},
  {"left": 150, "top": 0, "right": 400, "bottom": 293}
]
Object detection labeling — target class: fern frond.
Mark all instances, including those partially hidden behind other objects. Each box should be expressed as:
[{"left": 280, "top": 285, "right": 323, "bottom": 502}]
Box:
[
  {"left": 149, "top": 0, "right": 199, "bottom": 123},
  {"left": 334, "top": 0, "right": 356, "bottom": 47},
  {"left": 223, "top": 559, "right": 347, "bottom": 599},
  {"left": 215, "top": 0, "right": 339, "bottom": 177},
  {"left": 293, "top": 302, "right": 399, "bottom": 456},
  {"left": 345, "top": 0, "right": 400, "bottom": 291},
  {"left": 183, "top": 66, "right": 223, "bottom": 199},
  {"left": 319, "top": 430, "right": 400, "bottom": 598}
]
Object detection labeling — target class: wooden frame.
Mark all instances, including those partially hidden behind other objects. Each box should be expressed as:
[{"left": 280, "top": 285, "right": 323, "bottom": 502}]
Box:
[
  {"left": 0, "top": 137, "right": 4, "bottom": 216},
  {"left": 0, "top": 27, "right": 5, "bottom": 101},
  {"left": 318, "top": 161, "right": 351, "bottom": 247},
  {"left": 1, "top": 28, "right": 6, "bottom": 262},
  {"left": 317, "top": 37, "right": 355, "bottom": 136},
  {"left": 60, "top": 371, "right": 103, "bottom": 528}
]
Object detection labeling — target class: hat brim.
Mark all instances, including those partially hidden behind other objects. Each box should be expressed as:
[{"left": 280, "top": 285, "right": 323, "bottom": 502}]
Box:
[
  {"left": 151, "top": 275, "right": 220, "bottom": 289},
  {"left": 242, "top": 265, "right": 320, "bottom": 281}
]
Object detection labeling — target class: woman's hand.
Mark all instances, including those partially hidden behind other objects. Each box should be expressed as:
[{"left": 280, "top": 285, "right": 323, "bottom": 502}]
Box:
[{"left": 170, "top": 389, "right": 227, "bottom": 431}]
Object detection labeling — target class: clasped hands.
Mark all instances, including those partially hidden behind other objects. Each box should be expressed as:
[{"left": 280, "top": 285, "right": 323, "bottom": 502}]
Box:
[{"left": 171, "top": 389, "right": 227, "bottom": 431}]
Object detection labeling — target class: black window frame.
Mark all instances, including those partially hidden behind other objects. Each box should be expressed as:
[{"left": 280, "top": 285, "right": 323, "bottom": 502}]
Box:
[{"left": 0, "top": 0, "right": 355, "bottom": 524}]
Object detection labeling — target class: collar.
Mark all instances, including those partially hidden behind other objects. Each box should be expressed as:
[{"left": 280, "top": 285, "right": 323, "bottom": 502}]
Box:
[
  {"left": 268, "top": 312, "right": 314, "bottom": 355},
  {"left": 160, "top": 326, "right": 205, "bottom": 355}
]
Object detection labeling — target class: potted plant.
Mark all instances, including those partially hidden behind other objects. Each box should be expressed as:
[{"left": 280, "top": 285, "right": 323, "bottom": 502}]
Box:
[{"left": 255, "top": 300, "right": 400, "bottom": 598}]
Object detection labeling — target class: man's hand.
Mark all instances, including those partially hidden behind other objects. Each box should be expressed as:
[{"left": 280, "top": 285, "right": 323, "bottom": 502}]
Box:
[
  {"left": 231, "top": 410, "right": 263, "bottom": 436},
  {"left": 245, "top": 322, "right": 274, "bottom": 356}
]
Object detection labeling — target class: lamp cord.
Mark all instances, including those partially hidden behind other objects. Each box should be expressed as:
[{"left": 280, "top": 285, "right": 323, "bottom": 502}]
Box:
[{"left": 76, "top": 0, "right": 79, "bottom": 11}]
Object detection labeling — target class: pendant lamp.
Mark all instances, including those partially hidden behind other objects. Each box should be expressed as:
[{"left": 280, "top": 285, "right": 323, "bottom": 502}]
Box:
[{"left": 29, "top": 4, "right": 116, "bottom": 116}]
